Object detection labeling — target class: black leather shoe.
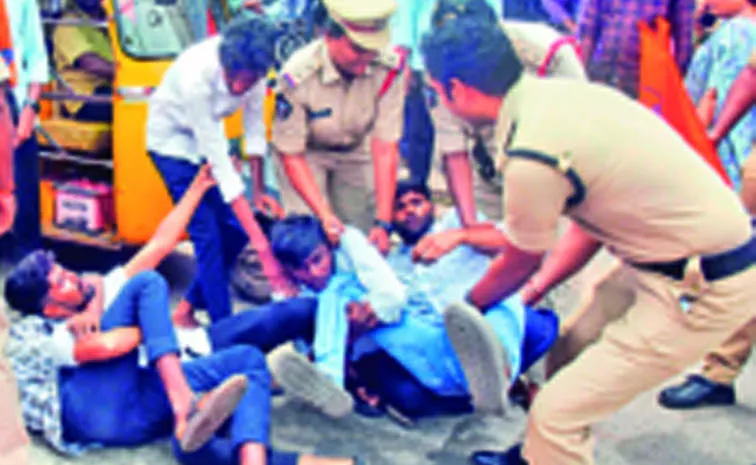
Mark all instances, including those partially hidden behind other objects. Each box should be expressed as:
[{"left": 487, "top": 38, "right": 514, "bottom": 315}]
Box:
[
  {"left": 658, "top": 375, "right": 735, "bottom": 409},
  {"left": 471, "top": 445, "right": 527, "bottom": 465}
]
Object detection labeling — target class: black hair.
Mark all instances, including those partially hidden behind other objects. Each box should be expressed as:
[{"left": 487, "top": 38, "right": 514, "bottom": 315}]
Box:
[
  {"left": 270, "top": 215, "right": 329, "bottom": 270},
  {"left": 431, "top": 0, "right": 499, "bottom": 27},
  {"left": 395, "top": 179, "right": 432, "bottom": 203},
  {"left": 421, "top": 17, "right": 523, "bottom": 97},
  {"left": 219, "top": 16, "right": 279, "bottom": 77},
  {"left": 4, "top": 250, "right": 55, "bottom": 316}
]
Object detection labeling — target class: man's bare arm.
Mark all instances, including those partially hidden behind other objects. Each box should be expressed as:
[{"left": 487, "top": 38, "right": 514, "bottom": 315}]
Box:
[
  {"left": 73, "top": 327, "right": 142, "bottom": 364},
  {"left": 521, "top": 222, "right": 602, "bottom": 305},
  {"left": 122, "top": 166, "right": 215, "bottom": 279},
  {"left": 467, "top": 242, "right": 545, "bottom": 311},
  {"left": 710, "top": 65, "right": 756, "bottom": 144}
]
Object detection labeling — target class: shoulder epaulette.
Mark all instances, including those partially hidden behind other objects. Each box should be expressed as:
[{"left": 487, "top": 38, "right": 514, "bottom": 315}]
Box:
[{"left": 278, "top": 40, "right": 325, "bottom": 90}]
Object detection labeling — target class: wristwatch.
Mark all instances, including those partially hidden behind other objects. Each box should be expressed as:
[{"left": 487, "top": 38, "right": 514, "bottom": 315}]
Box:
[{"left": 373, "top": 218, "right": 393, "bottom": 234}]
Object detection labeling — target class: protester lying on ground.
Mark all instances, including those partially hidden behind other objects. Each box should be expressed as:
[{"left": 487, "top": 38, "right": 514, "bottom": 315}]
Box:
[
  {"left": 262, "top": 183, "right": 558, "bottom": 422},
  {"left": 4, "top": 167, "right": 359, "bottom": 465}
]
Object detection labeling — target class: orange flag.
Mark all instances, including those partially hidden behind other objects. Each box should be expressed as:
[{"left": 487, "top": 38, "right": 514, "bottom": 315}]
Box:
[
  {"left": 638, "top": 18, "right": 732, "bottom": 187},
  {"left": 0, "top": 0, "right": 16, "bottom": 87}
]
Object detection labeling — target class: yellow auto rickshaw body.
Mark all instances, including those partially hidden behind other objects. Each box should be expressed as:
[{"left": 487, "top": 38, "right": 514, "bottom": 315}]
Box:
[{"left": 37, "top": 0, "right": 261, "bottom": 249}]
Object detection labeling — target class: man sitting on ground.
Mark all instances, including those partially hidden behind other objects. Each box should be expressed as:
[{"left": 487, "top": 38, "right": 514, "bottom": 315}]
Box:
[{"left": 5, "top": 167, "right": 358, "bottom": 465}]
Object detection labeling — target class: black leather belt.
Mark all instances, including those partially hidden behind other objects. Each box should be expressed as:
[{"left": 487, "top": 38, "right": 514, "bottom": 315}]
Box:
[
  {"left": 309, "top": 143, "right": 361, "bottom": 153},
  {"left": 631, "top": 234, "right": 756, "bottom": 282}
]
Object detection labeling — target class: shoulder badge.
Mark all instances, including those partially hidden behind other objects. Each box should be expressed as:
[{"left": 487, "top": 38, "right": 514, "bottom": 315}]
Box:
[
  {"left": 278, "top": 40, "right": 325, "bottom": 89},
  {"left": 376, "top": 47, "right": 405, "bottom": 71}
]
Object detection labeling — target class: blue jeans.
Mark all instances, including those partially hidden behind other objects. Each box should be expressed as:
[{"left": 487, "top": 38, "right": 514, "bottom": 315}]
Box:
[
  {"left": 59, "top": 271, "right": 296, "bottom": 464},
  {"left": 353, "top": 350, "right": 473, "bottom": 420},
  {"left": 352, "top": 307, "right": 559, "bottom": 420},
  {"left": 208, "top": 297, "right": 316, "bottom": 353},
  {"left": 6, "top": 90, "right": 41, "bottom": 258},
  {"left": 149, "top": 152, "right": 249, "bottom": 322},
  {"left": 400, "top": 71, "right": 434, "bottom": 184}
]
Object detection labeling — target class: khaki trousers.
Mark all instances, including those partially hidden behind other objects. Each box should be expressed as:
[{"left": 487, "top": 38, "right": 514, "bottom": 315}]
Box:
[
  {"left": 0, "top": 306, "right": 29, "bottom": 465},
  {"left": 692, "top": 145, "right": 756, "bottom": 385},
  {"left": 523, "top": 264, "right": 756, "bottom": 465},
  {"left": 275, "top": 149, "right": 375, "bottom": 233}
]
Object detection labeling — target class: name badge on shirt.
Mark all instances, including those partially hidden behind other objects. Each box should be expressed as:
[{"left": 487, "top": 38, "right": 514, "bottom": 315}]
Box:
[
  {"left": 276, "top": 94, "right": 293, "bottom": 121},
  {"left": 307, "top": 107, "right": 333, "bottom": 121},
  {"left": 424, "top": 85, "right": 439, "bottom": 109}
]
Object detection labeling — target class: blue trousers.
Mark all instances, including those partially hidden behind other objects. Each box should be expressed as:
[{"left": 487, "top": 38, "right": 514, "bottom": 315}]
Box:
[
  {"left": 149, "top": 152, "right": 249, "bottom": 322},
  {"left": 6, "top": 91, "right": 41, "bottom": 258},
  {"left": 59, "top": 271, "right": 297, "bottom": 465},
  {"left": 400, "top": 71, "right": 434, "bottom": 185},
  {"left": 208, "top": 297, "right": 316, "bottom": 353},
  {"left": 353, "top": 307, "right": 560, "bottom": 420},
  {"left": 353, "top": 350, "right": 474, "bottom": 420}
]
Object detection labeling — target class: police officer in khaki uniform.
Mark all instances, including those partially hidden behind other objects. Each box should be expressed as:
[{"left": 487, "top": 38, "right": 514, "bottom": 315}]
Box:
[
  {"left": 422, "top": 19, "right": 756, "bottom": 465},
  {"left": 272, "top": 0, "right": 406, "bottom": 254},
  {"left": 658, "top": 50, "right": 756, "bottom": 410},
  {"left": 428, "top": 0, "right": 585, "bottom": 224}
]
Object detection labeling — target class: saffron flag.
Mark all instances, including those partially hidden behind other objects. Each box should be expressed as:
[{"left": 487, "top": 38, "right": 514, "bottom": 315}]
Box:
[
  {"left": 638, "top": 18, "right": 732, "bottom": 187},
  {"left": 0, "top": 0, "right": 16, "bottom": 87}
]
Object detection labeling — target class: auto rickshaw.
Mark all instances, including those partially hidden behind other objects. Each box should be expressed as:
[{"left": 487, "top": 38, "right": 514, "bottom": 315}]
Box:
[{"left": 34, "top": 0, "right": 318, "bottom": 250}]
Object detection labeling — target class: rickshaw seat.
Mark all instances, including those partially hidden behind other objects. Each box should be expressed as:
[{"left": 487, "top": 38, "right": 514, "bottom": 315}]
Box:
[{"left": 37, "top": 118, "right": 112, "bottom": 154}]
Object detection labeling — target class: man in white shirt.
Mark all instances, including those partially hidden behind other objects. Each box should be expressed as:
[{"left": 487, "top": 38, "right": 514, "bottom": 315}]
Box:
[{"left": 147, "top": 15, "right": 287, "bottom": 325}]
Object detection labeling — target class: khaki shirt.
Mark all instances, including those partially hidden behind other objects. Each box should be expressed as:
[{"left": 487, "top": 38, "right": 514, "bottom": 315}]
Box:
[
  {"left": 432, "top": 20, "right": 586, "bottom": 156},
  {"left": 53, "top": 9, "right": 114, "bottom": 115},
  {"left": 271, "top": 39, "right": 407, "bottom": 155},
  {"left": 496, "top": 75, "right": 752, "bottom": 263},
  {"left": 750, "top": 51, "right": 756, "bottom": 69}
]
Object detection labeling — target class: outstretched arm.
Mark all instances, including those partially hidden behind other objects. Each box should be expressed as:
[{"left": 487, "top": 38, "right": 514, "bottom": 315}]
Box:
[{"left": 123, "top": 166, "right": 215, "bottom": 279}]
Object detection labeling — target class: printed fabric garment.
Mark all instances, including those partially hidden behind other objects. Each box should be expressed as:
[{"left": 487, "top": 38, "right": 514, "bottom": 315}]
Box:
[
  {"left": 6, "top": 316, "right": 87, "bottom": 456},
  {"left": 685, "top": 17, "right": 756, "bottom": 190},
  {"left": 579, "top": 0, "right": 694, "bottom": 97}
]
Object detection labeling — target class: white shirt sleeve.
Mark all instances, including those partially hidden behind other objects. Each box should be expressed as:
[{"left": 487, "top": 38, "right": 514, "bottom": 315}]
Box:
[
  {"left": 338, "top": 226, "right": 407, "bottom": 323},
  {"left": 102, "top": 266, "right": 128, "bottom": 309},
  {"left": 179, "top": 78, "right": 245, "bottom": 203},
  {"left": 49, "top": 323, "right": 78, "bottom": 367},
  {"left": 242, "top": 79, "right": 268, "bottom": 158}
]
